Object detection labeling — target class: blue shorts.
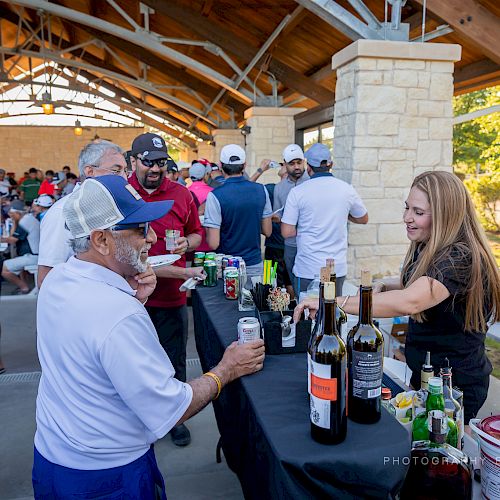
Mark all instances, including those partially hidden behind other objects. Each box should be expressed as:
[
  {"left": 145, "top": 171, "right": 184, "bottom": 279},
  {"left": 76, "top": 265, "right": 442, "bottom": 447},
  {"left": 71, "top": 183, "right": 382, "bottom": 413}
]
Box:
[{"left": 32, "top": 446, "right": 166, "bottom": 499}]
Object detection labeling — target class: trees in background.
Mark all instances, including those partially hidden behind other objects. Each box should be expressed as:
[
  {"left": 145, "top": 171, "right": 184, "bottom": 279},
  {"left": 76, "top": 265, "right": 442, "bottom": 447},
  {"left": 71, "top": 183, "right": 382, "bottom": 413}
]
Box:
[{"left": 454, "top": 86, "right": 499, "bottom": 232}]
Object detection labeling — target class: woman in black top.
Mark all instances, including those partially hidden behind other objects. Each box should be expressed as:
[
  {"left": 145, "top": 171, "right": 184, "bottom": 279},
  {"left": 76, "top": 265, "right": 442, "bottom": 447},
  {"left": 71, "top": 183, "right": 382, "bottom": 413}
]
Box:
[{"left": 296, "top": 171, "right": 500, "bottom": 423}]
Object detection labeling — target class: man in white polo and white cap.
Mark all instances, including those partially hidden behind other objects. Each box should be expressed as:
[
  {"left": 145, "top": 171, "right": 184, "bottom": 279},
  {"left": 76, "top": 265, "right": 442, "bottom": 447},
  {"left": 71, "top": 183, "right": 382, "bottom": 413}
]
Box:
[
  {"left": 272, "top": 144, "right": 308, "bottom": 291},
  {"left": 282, "top": 143, "right": 368, "bottom": 295},
  {"left": 31, "top": 194, "right": 54, "bottom": 222},
  {"left": 204, "top": 144, "right": 272, "bottom": 276}
]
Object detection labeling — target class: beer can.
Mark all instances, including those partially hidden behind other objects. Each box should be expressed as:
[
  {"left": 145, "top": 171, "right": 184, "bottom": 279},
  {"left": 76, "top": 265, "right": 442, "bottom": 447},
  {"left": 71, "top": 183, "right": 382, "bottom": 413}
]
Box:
[
  {"left": 234, "top": 256, "right": 246, "bottom": 276},
  {"left": 225, "top": 270, "right": 239, "bottom": 300},
  {"left": 238, "top": 317, "right": 261, "bottom": 344},
  {"left": 205, "top": 252, "right": 216, "bottom": 261},
  {"left": 203, "top": 261, "right": 217, "bottom": 287},
  {"left": 221, "top": 257, "right": 230, "bottom": 273},
  {"left": 193, "top": 251, "right": 205, "bottom": 267},
  {"left": 223, "top": 266, "right": 238, "bottom": 294},
  {"left": 228, "top": 257, "right": 240, "bottom": 270}
]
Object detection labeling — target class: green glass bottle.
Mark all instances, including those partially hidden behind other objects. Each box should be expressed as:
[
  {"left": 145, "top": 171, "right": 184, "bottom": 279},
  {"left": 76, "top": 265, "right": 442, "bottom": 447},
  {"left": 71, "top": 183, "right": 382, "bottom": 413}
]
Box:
[{"left": 411, "top": 377, "right": 457, "bottom": 448}]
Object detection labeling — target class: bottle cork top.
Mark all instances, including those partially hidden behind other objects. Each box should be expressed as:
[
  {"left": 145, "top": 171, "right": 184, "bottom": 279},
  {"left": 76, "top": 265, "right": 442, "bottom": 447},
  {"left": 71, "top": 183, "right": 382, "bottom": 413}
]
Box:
[
  {"left": 361, "top": 270, "right": 372, "bottom": 287},
  {"left": 324, "top": 281, "right": 336, "bottom": 300},
  {"left": 326, "top": 258, "right": 335, "bottom": 273},
  {"left": 320, "top": 267, "right": 330, "bottom": 283}
]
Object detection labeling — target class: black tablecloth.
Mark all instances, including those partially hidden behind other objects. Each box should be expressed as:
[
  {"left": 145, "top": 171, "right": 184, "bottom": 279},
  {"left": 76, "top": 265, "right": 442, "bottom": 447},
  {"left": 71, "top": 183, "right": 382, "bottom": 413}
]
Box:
[{"left": 193, "top": 283, "right": 411, "bottom": 499}]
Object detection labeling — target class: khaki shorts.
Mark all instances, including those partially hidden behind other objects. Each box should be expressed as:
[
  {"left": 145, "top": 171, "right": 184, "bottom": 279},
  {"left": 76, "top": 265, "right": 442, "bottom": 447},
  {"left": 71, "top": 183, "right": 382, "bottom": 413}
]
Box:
[{"left": 3, "top": 253, "right": 38, "bottom": 275}]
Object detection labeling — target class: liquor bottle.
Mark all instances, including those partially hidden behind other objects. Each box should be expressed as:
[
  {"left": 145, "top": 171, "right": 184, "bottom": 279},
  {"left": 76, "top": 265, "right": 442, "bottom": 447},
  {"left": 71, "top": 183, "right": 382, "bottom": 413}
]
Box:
[
  {"left": 307, "top": 267, "right": 330, "bottom": 394},
  {"left": 412, "top": 352, "right": 433, "bottom": 419},
  {"left": 326, "top": 258, "right": 348, "bottom": 334},
  {"left": 421, "top": 351, "right": 433, "bottom": 391},
  {"left": 346, "top": 270, "right": 384, "bottom": 424},
  {"left": 401, "top": 410, "right": 473, "bottom": 500},
  {"left": 411, "top": 377, "right": 458, "bottom": 448},
  {"left": 309, "top": 281, "right": 347, "bottom": 444},
  {"left": 440, "top": 358, "right": 463, "bottom": 450}
]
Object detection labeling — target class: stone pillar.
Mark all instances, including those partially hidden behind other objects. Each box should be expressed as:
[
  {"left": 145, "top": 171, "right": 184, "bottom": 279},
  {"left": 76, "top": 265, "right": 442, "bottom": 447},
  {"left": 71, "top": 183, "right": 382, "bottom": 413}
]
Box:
[
  {"left": 331, "top": 40, "right": 461, "bottom": 279},
  {"left": 196, "top": 141, "right": 216, "bottom": 162},
  {"left": 213, "top": 129, "right": 246, "bottom": 163},
  {"left": 244, "top": 106, "right": 306, "bottom": 183},
  {"left": 178, "top": 148, "right": 197, "bottom": 163}
]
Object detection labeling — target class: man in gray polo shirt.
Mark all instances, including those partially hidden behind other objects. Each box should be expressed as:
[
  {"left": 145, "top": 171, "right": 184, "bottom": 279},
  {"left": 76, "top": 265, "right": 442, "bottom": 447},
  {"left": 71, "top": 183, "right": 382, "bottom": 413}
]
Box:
[{"left": 272, "top": 144, "right": 308, "bottom": 290}]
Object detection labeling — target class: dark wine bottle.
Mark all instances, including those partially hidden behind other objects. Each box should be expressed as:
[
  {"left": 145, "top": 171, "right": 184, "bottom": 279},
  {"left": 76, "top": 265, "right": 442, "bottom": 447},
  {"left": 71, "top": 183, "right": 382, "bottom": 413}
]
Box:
[
  {"left": 309, "top": 281, "right": 347, "bottom": 444},
  {"left": 307, "top": 267, "right": 329, "bottom": 395},
  {"left": 326, "top": 258, "right": 348, "bottom": 334},
  {"left": 347, "top": 270, "right": 384, "bottom": 424}
]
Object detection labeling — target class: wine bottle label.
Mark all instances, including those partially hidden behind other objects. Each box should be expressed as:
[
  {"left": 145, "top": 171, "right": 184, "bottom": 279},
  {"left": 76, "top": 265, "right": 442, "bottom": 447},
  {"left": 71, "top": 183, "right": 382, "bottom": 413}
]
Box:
[
  {"left": 352, "top": 350, "right": 383, "bottom": 399},
  {"left": 308, "top": 359, "right": 337, "bottom": 429},
  {"left": 307, "top": 352, "right": 311, "bottom": 394}
]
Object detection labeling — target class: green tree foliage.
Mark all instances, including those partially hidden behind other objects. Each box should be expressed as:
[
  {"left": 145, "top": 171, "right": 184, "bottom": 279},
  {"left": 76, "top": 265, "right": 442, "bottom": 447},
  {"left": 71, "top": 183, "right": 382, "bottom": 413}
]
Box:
[
  {"left": 453, "top": 86, "right": 500, "bottom": 174},
  {"left": 454, "top": 87, "right": 499, "bottom": 233}
]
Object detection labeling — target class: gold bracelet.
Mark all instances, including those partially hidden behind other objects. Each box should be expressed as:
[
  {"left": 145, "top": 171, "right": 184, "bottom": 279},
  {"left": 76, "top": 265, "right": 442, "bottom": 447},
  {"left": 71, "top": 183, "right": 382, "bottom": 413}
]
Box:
[
  {"left": 204, "top": 371, "right": 222, "bottom": 400},
  {"left": 340, "top": 295, "right": 350, "bottom": 309}
]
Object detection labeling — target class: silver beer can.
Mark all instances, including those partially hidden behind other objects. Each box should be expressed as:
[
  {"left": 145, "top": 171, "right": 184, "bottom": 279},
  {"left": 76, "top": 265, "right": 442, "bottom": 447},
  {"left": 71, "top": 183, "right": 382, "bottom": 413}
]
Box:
[{"left": 238, "top": 317, "right": 261, "bottom": 344}]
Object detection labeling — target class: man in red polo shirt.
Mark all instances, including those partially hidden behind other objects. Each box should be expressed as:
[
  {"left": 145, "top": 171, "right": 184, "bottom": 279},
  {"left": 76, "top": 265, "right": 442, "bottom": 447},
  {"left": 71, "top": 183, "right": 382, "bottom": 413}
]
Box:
[{"left": 129, "top": 133, "right": 204, "bottom": 447}]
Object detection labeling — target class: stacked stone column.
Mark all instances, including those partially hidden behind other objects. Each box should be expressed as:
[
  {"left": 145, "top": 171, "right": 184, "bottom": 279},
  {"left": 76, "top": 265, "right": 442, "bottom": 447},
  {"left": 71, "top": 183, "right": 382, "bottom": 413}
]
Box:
[
  {"left": 244, "top": 106, "right": 305, "bottom": 183},
  {"left": 332, "top": 40, "right": 461, "bottom": 278}
]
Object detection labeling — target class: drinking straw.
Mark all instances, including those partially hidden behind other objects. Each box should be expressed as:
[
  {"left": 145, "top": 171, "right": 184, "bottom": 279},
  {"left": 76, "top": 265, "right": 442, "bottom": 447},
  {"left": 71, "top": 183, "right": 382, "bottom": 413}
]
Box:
[{"left": 271, "top": 261, "right": 278, "bottom": 284}]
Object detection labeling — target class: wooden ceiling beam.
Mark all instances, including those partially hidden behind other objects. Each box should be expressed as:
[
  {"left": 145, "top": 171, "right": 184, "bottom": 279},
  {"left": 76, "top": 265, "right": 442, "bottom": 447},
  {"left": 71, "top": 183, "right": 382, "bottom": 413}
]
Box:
[
  {"left": 142, "top": 0, "right": 335, "bottom": 105},
  {"left": 69, "top": 24, "right": 247, "bottom": 115},
  {"left": 413, "top": 0, "right": 500, "bottom": 66},
  {"left": 455, "top": 59, "right": 500, "bottom": 85},
  {"left": 0, "top": 6, "right": 209, "bottom": 141}
]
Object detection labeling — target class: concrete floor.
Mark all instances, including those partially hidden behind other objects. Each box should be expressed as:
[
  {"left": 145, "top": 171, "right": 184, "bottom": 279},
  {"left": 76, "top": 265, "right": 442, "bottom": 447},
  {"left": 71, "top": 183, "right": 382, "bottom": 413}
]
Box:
[
  {"left": 1, "top": 280, "right": 499, "bottom": 500},
  {"left": 0, "top": 283, "right": 243, "bottom": 500}
]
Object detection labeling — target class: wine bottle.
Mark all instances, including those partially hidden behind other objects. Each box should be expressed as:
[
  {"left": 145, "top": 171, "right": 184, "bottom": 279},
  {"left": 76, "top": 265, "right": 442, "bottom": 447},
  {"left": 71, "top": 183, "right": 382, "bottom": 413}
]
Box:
[
  {"left": 440, "top": 358, "right": 463, "bottom": 450},
  {"left": 307, "top": 267, "right": 330, "bottom": 394},
  {"left": 347, "top": 270, "right": 384, "bottom": 424},
  {"left": 309, "top": 281, "right": 347, "bottom": 444},
  {"left": 326, "top": 258, "right": 347, "bottom": 334}
]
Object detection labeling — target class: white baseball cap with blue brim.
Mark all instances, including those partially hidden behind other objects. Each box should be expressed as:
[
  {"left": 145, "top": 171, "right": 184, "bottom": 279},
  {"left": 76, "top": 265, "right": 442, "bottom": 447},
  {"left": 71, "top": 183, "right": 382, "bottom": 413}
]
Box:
[
  {"left": 64, "top": 175, "right": 173, "bottom": 239},
  {"left": 220, "top": 144, "right": 246, "bottom": 165},
  {"left": 304, "top": 143, "right": 332, "bottom": 168}
]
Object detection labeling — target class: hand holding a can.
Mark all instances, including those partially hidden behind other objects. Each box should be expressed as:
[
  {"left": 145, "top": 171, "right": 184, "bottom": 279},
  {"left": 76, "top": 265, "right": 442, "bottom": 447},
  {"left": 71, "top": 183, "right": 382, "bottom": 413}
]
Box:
[
  {"left": 185, "top": 266, "right": 206, "bottom": 282},
  {"left": 171, "top": 235, "right": 189, "bottom": 255},
  {"left": 218, "top": 339, "right": 265, "bottom": 382}
]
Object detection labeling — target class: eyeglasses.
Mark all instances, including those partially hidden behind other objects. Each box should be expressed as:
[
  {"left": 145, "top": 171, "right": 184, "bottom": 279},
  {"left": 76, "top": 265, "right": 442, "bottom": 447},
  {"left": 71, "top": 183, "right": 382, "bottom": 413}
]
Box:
[
  {"left": 138, "top": 157, "right": 169, "bottom": 168},
  {"left": 90, "top": 165, "right": 127, "bottom": 176},
  {"left": 110, "top": 222, "right": 150, "bottom": 238}
]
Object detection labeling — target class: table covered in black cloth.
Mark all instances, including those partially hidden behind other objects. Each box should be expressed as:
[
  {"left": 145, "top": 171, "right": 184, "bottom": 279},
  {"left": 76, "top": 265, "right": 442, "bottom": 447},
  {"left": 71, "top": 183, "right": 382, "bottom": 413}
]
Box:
[{"left": 193, "top": 283, "right": 411, "bottom": 499}]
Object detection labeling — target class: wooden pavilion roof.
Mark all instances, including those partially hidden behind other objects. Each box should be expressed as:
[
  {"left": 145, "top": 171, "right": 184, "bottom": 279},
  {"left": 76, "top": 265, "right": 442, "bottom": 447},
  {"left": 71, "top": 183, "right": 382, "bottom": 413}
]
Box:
[{"left": 0, "top": 0, "right": 499, "bottom": 147}]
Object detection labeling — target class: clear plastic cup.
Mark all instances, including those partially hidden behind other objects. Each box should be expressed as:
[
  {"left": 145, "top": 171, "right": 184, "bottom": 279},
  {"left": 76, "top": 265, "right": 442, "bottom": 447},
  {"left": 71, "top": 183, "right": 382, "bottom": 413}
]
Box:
[{"left": 165, "top": 229, "right": 180, "bottom": 251}]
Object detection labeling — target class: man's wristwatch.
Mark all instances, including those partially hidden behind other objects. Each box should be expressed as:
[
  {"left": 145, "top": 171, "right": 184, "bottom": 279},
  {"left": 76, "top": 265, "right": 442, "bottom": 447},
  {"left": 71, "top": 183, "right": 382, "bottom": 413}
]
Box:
[{"left": 257, "top": 167, "right": 263, "bottom": 174}]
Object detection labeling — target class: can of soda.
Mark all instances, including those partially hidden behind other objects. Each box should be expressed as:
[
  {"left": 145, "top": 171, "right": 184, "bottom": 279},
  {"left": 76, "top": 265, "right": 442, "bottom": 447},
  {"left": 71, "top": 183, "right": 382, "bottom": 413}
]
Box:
[
  {"left": 225, "top": 270, "right": 239, "bottom": 300},
  {"left": 233, "top": 256, "right": 246, "bottom": 277},
  {"left": 223, "top": 266, "right": 238, "bottom": 294},
  {"left": 203, "top": 261, "right": 217, "bottom": 287},
  {"left": 193, "top": 252, "right": 205, "bottom": 267},
  {"left": 238, "top": 317, "right": 261, "bottom": 344},
  {"left": 228, "top": 257, "right": 240, "bottom": 270},
  {"left": 269, "top": 161, "right": 281, "bottom": 169},
  {"left": 221, "top": 256, "right": 230, "bottom": 273}
]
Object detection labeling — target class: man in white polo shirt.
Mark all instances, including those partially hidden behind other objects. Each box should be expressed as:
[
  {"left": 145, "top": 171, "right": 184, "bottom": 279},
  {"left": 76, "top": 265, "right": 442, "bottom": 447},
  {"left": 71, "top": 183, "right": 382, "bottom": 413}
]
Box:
[
  {"left": 37, "top": 140, "right": 127, "bottom": 287},
  {"left": 33, "top": 175, "right": 264, "bottom": 498},
  {"left": 281, "top": 143, "right": 368, "bottom": 295}
]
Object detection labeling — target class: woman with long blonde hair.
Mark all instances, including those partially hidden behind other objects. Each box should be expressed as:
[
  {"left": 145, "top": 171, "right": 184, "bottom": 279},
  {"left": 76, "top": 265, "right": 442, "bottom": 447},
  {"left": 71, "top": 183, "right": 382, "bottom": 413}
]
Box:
[{"left": 295, "top": 170, "right": 500, "bottom": 423}]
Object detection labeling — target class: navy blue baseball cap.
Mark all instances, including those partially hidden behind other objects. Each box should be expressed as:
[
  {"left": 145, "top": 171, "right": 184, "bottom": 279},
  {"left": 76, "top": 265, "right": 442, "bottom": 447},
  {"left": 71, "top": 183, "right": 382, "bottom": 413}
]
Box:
[
  {"left": 64, "top": 175, "right": 173, "bottom": 238},
  {"left": 304, "top": 143, "right": 332, "bottom": 168},
  {"left": 131, "top": 132, "right": 171, "bottom": 161}
]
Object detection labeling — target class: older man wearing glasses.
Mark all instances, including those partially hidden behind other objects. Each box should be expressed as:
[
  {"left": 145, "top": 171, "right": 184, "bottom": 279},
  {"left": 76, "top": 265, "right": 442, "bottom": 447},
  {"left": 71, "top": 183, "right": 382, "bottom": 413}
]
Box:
[
  {"left": 128, "top": 132, "right": 204, "bottom": 447},
  {"left": 33, "top": 175, "right": 264, "bottom": 498},
  {"left": 37, "top": 140, "right": 129, "bottom": 287}
]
